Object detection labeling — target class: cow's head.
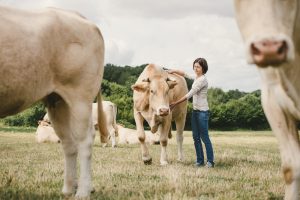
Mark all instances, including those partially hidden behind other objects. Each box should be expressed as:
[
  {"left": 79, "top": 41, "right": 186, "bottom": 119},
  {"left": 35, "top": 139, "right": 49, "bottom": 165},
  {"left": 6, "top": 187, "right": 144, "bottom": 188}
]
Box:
[
  {"left": 132, "top": 75, "right": 177, "bottom": 116},
  {"left": 234, "top": 0, "right": 298, "bottom": 67},
  {"left": 38, "top": 120, "right": 51, "bottom": 127}
]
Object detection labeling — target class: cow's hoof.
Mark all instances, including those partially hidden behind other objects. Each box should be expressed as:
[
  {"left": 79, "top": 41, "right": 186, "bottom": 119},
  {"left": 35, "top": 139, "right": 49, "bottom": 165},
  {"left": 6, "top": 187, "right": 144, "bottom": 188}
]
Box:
[
  {"left": 90, "top": 187, "right": 95, "bottom": 194},
  {"left": 62, "top": 193, "right": 73, "bottom": 200},
  {"left": 143, "top": 158, "right": 152, "bottom": 165},
  {"left": 160, "top": 161, "right": 168, "bottom": 166},
  {"left": 75, "top": 190, "right": 90, "bottom": 200},
  {"left": 100, "top": 136, "right": 109, "bottom": 144},
  {"left": 62, "top": 185, "right": 75, "bottom": 198},
  {"left": 74, "top": 195, "right": 90, "bottom": 200}
]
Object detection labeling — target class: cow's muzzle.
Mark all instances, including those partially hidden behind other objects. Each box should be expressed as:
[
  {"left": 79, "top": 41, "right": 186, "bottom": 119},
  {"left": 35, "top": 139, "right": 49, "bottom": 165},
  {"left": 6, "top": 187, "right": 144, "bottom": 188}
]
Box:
[
  {"left": 250, "top": 39, "right": 288, "bottom": 67},
  {"left": 158, "top": 108, "right": 170, "bottom": 116}
]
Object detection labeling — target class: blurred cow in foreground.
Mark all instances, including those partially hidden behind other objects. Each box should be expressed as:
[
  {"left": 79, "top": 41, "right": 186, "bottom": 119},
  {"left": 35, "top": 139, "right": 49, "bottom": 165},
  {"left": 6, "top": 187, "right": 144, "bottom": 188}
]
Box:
[
  {"left": 0, "top": 5, "right": 108, "bottom": 198},
  {"left": 234, "top": 1, "right": 300, "bottom": 199}
]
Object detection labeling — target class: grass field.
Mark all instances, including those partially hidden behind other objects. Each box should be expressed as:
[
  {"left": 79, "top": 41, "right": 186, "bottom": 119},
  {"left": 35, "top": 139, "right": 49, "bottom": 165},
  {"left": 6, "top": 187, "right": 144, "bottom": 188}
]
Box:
[{"left": 0, "top": 128, "right": 284, "bottom": 200}]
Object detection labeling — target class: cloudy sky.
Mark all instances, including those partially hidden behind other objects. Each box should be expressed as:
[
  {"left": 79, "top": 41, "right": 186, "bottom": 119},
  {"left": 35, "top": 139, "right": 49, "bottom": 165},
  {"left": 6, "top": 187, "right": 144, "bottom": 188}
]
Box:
[{"left": 1, "top": 0, "right": 261, "bottom": 92}]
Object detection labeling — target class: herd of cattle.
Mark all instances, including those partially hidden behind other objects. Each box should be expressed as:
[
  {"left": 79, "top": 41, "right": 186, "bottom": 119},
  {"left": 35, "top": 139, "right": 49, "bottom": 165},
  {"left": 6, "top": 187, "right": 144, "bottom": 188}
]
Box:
[
  {"left": 36, "top": 101, "right": 160, "bottom": 146},
  {"left": 0, "top": 2, "right": 299, "bottom": 199}
]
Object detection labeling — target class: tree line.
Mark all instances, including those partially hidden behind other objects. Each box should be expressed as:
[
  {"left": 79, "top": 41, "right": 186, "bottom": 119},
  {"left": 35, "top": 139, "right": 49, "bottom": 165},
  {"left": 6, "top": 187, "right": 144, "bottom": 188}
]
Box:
[{"left": 0, "top": 63, "right": 270, "bottom": 130}]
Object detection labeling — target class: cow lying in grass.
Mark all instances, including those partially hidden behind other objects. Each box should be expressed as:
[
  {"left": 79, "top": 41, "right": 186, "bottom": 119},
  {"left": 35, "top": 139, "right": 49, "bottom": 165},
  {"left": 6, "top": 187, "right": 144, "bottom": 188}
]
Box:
[
  {"left": 117, "top": 124, "right": 160, "bottom": 145},
  {"left": 35, "top": 120, "right": 60, "bottom": 143}
]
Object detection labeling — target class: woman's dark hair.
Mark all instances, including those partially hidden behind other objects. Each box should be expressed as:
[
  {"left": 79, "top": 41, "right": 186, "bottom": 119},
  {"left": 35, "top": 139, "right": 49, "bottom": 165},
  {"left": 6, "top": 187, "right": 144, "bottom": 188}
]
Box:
[{"left": 193, "top": 57, "right": 208, "bottom": 74}]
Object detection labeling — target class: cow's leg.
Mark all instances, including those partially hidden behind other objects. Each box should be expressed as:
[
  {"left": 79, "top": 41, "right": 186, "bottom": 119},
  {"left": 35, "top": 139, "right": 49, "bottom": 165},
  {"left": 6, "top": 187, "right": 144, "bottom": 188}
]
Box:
[
  {"left": 107, "top": 125, "right": 117, "bottom": 148},
  {"left": 48, "top": 99, "right": 94, "bottom": 198},
  {"left": 175, "top": 115, "right": 186, "bottom": 162},
  {"left": 134, "top": 109, "right": 151, "bottom": 164},
  {"left": 159, "top": 119, "right": 172, "bottom": 166},
  {"left": 262, "top": 89, "right": 300, "bottom": 200}
]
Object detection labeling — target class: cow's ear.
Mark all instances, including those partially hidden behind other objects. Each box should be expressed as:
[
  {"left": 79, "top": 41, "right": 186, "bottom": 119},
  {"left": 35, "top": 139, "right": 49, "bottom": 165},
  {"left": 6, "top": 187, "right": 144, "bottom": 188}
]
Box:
[
  {"left": 131, "top": 82, "right": 149, "bottom": 92},
  {"left": 166, "top": 78, "right": 177, "bottom": 89}
]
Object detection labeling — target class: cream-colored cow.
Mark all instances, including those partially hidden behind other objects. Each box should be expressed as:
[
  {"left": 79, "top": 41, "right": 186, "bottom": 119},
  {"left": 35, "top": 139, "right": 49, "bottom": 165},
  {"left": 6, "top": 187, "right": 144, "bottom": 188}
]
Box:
[
  {"left": 0, "top": 5, "right": 108, "bottom": 198},
  {"left": 234, "top": 1, "right": 300, "bottom": 199},
  {"left": 132, "top": 64, "right": 188, "bottom": 165},
  {"left": 117, "top": 124, "right": 160, "bottom": 145},
  {"left": 36, "top": 120, "right": 60, "bottom": 143},
  {"left": 92, "top": 102, "right": 118, "bottom": 147}
]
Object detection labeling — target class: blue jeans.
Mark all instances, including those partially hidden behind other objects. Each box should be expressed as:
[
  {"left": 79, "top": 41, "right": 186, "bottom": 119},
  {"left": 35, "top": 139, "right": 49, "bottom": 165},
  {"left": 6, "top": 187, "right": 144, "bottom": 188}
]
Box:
[{"left": 191, "top": 110, "right": 214, "bottom": 164}]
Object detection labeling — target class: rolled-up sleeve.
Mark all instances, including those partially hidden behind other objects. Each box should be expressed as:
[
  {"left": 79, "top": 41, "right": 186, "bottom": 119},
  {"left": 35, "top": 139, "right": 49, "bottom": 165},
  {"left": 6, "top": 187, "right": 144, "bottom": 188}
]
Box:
[{"left": 185, "top": 78, "right": 204, "bottom": 99}]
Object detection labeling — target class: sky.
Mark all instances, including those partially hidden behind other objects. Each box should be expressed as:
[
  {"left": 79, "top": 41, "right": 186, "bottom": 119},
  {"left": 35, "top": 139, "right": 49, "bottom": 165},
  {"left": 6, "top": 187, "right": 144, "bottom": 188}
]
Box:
[{"left": 1, "top": 0, "right": 261, "bottom": 92}]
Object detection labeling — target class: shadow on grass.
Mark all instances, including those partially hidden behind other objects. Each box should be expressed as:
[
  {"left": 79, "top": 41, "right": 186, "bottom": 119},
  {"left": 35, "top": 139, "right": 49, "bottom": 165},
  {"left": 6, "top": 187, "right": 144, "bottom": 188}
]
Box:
[
  {"left": 267, "top": 192, "right": 284, "bottom": 200},
  {"left": 180, "top": 159, "right": 236, "bottom": 169},
  {"left": 0, "top": 188, "right": 61, "bottom": 200},
  {"left": 181, "top": 157, "right": 265, "bottom": 169}
]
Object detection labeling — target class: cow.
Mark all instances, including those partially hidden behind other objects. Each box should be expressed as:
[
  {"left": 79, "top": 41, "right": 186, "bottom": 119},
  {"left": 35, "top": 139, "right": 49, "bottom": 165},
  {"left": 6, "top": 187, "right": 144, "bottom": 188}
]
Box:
[
  {"left": 117, "top": 124, "right": 160, "bottom": 145},
  {"left": 131, "top": 64, "right": 188, "bottom": 165},
  {"left": 234, "top": 1, "right": 300, "bottom": 199},
  {"left": 92, "top": 101, "right": 118, "bottom": 147},
  {"left": 36, "top": 120, "right": 60, "bottom": 143},
  {"left": 0, "top": 5, "right": 109, "bottom": 198}
]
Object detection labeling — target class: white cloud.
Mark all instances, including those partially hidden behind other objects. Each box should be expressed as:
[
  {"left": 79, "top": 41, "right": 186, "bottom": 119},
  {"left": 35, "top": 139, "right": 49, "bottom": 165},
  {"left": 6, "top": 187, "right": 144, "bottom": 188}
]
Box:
[
  {"left": 0, "top": 0, "right": 260, "bottom": 92},
  {"left": 105, "top": 39, "right": 134, "bottom": 66},
  {"left": 105, "top": 0, "right": 234, "bottom": 19},
  {"left": 99, "top": 13, "right": 260, "bottom": 92}
]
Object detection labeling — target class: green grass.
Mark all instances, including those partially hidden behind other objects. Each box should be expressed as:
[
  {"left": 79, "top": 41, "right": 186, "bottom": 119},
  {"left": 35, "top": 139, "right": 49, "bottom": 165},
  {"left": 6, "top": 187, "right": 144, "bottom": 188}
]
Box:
[
  {"left": 0, "top": 130, "right": 284, "bottom": 200},
  {"left": 0, "top": 124, "right": 36, "bottom": 133}
]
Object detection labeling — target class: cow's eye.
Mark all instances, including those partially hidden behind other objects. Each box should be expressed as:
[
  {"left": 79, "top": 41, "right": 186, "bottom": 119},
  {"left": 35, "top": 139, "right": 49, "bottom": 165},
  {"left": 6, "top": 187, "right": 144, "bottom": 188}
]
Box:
[{"left": 150, "top": 90, "right": 154, "bottom": 93}]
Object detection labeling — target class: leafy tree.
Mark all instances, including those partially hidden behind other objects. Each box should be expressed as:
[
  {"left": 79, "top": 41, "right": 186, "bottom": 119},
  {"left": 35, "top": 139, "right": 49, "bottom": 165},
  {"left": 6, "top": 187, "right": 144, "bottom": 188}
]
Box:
[
  {"left": 0, "top": 64, "right": 271, "bottom": 131},
  {"left": 1, "top": 103, "right": 46, "bottom": 127}
]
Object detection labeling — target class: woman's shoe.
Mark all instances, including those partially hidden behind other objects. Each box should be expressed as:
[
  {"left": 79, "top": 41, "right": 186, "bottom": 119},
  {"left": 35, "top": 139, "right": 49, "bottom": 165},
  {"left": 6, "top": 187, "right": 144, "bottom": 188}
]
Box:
[{"left": 206, "top": 161, "right": 215, "bottom": 168}]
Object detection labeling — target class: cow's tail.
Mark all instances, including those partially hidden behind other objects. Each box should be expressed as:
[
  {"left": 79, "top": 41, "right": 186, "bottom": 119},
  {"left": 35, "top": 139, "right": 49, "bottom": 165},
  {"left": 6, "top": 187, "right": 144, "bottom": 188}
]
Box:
[
  {"left": 97, "top": 92, "right": 109, "bottom": 143},
  {"left": 112, "top": 103, "right": 119, "bottom": 137},
  {"left": 168, "top": 126, "right": 172, "bottom": 139}
]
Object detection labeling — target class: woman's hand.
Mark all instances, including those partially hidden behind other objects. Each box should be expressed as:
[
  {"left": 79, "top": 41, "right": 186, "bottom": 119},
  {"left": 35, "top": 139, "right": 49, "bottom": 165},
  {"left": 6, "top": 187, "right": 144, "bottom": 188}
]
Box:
[
  {"left": 167, "top": 69, "right": 185, "bottom": 77},
  {"left": 169, "top": 102, "right": 176, "bottom": 111},
  {"left": 167, "top": 69, "right": 177, "bottom": 74}
]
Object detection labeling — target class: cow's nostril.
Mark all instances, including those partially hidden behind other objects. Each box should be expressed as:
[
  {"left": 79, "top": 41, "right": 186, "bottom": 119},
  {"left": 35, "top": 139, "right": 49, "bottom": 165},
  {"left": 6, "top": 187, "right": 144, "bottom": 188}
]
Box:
[
  {"left": 251, "top": 43, "right": 261, "bottom": 55},
  {"left": 278, "top": 41, "right": 287, "bottom": 55}
]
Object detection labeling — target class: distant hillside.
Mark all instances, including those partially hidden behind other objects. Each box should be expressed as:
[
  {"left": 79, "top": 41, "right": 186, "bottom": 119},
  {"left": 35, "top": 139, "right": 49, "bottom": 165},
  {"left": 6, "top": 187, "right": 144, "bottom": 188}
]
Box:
[{"left": 0, "top": 63, "right": 269, "bottom": 130}]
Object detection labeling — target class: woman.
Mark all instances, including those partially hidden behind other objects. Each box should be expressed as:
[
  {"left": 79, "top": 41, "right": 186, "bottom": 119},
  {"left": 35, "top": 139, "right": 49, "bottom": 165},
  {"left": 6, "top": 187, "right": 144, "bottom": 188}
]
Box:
[{"left": 168, "top": 58, "right": 214, "bottom": 168}]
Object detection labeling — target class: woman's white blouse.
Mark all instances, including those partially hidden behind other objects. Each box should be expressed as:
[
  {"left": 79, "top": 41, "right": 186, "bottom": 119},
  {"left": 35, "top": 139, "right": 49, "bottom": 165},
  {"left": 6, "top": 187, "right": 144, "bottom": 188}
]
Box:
[{"left": 184, "top": 74, "right": 209, "bottom": 111}]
